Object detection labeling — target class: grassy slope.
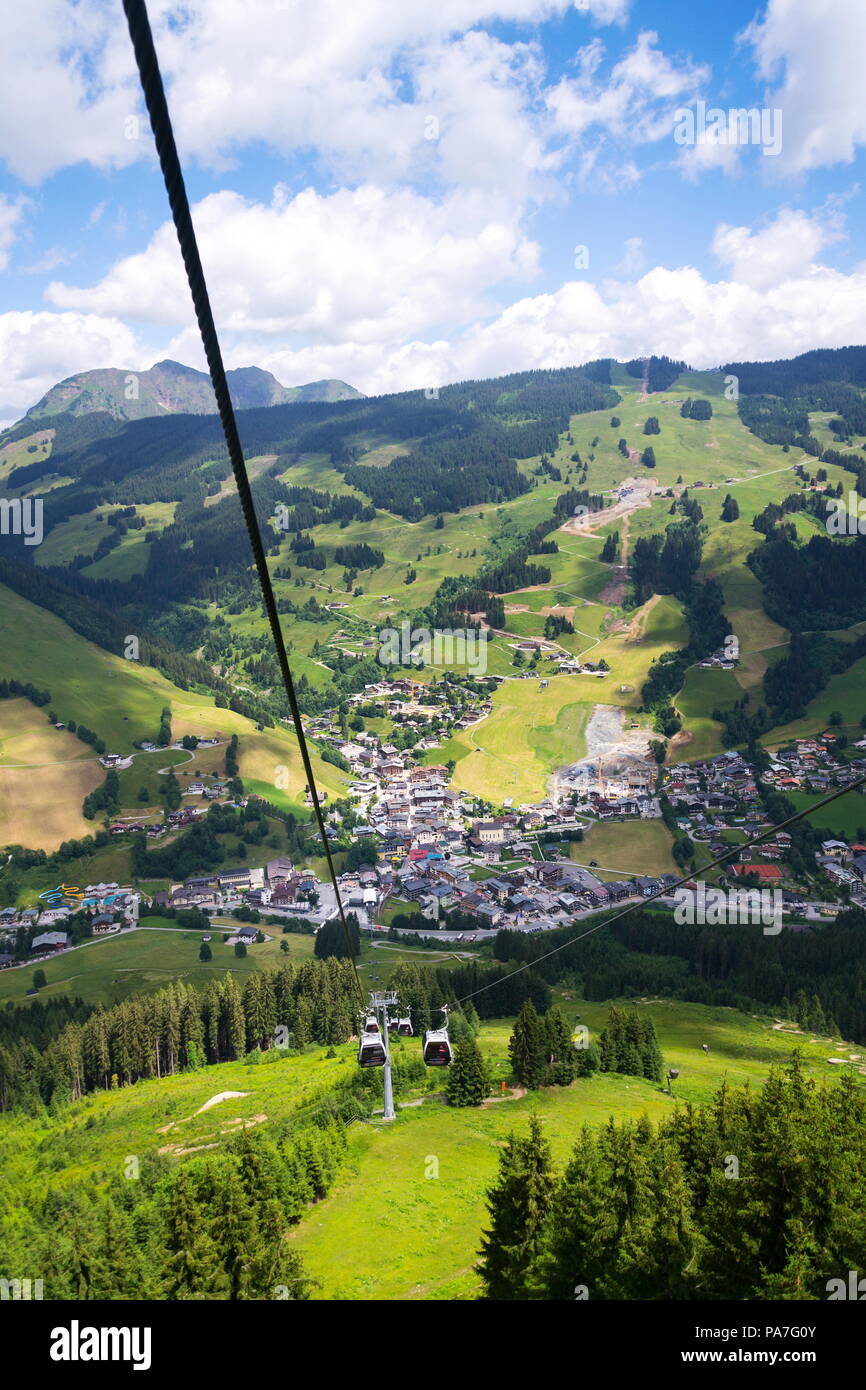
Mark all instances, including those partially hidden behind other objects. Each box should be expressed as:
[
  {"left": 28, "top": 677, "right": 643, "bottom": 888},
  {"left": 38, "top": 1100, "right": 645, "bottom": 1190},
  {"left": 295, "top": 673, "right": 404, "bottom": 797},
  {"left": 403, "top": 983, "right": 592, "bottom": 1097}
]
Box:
[
  {"left": 1, "top": 996, "right": 859, "bottom": 1301},
  {"left": 0, "top": 698, "right": 105, "bottom": 847},
  {"left": 0, "top": 583, "right": 344, "bottom": 835},
  {"left": 294, "top": 997, "right": 866, "bottom": 1300},
  {"left": 0, "top": 923, "right": 316, "bottom": 1007}
]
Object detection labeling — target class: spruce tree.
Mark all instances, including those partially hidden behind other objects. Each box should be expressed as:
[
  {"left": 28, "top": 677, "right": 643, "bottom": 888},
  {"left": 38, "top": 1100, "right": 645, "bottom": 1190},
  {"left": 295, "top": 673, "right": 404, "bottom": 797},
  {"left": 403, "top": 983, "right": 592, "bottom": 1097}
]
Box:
[
  {"left": 530, "top": 1126, "right": 615, "bottom": 1299},
  {"left": 446, "top": 1038, "right": 489, "bottom": 1107},
  {"left": 509, "top": 1000, "right": 546, "bottom": 1089},
  {"left": 476, "top": 1116, "right": 554, "bottom": 1299},
  {"left": 544, "top": 1006, "right": 576, "bottom": 1086}
]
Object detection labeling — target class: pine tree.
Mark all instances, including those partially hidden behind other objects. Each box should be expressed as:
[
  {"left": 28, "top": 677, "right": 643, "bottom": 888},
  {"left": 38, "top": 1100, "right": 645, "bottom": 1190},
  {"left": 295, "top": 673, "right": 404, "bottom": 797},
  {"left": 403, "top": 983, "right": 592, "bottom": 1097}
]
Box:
[
  {"left": 446, "top": 1038, "right": 489, "bottom": 1106},
  {"left": 476, "top": 1116, "right": 554, "bottom": 1299},
  {"left": 161, "top": 1168, "right": 227, "bottom": 1299},
  {"left": 544, "top": 1006, "right": 575, "bottom": 1086},
  {"left": 530, "top": 1126, "right": 615, "bottom": 1299},
  {"left": 509, "top": 1000, "right": 546, "bottom": 1089}
]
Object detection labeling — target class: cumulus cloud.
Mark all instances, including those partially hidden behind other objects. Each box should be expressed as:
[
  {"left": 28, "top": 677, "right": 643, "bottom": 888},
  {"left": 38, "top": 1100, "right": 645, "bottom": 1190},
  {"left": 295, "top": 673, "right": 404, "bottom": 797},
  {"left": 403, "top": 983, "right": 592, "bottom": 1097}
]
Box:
[
  {"left": 218, "top": 209, "right": 866, "bottom": 393},
  {"left": 45, "top": 184, "right": 541, "bottom": 342},
  {"left": 0, "top": 0, "right": 629, "bottom": 188},
  {"left": 547, "top": 30, "right": 710, "bottom": 160},
  {"left": 711, "top": 208, "right": 839, "bottom": 291},
  {"left": 0, "top": 310, "right": 144, "bottom": 426},
  {"left": 0, "top": 203, "right": 856, "bottom": 412},
  {"left": 0, "top": 3, "right": 141, "bottom": 183},
  {"left": 742, "top": 0, "right": 866, "bottom": 173}
]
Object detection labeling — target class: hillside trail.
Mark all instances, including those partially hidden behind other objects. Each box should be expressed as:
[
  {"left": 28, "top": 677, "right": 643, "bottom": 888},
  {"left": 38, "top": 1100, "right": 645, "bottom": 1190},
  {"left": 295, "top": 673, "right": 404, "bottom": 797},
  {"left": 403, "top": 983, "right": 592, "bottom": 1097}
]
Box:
[
  {"left": 557, "top": 478, "right": 654, "bottom": 540},
  {"left": 481, "top": 1085, "right": 527, "bottom": 1106}
]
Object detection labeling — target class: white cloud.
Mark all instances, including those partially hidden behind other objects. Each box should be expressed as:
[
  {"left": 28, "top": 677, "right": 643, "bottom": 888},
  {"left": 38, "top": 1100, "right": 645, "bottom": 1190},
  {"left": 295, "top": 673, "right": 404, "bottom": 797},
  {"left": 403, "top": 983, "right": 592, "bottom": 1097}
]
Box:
[
  {"left": 711, "top": 208, "right": 838, "bottom": 291},
  {"left": 0, "top": 310, "right": 144, "bottom": 426},
  {"left": 743, "top": 0, "right": 866, "bottom": 173},
  {"left": 0, "top": 0, "right": 629, "bottom": 187},
  {"left": 7, "top": 207, "right": 863, "bottom": 424},
  {"left": 547, "top": 30, "right": 710, "bottom": 157},
  {"left": 0, "top": 3, "right": 141, "bottom": 183},
  {"left": 46, "top": 184, "right": 540, "bottom": 342},
  {"left": 213, "top": 208, "right": 866, "bottom": 394},
  {"left": 0, "top": 195, "right": 29, "bottom": 271}
]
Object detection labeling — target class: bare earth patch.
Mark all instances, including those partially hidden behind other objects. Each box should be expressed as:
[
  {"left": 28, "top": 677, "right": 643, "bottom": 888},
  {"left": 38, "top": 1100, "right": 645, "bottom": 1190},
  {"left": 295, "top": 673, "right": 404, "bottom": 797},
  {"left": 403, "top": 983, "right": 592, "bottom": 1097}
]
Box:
[
  {"left": 220, "top": 1113, "right": 268, "bottom": 1131},
  {"left": 196, "top": 1090, "right": 250, "bottom": 1114}
]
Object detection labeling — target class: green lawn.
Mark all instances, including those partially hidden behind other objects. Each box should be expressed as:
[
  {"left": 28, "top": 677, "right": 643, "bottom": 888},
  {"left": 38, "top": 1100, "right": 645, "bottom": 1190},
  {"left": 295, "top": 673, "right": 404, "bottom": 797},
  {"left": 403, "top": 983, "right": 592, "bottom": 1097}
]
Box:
[
  {"left": 293, "top": 997, "right": 864, "bottom": 1299},
  {"left": 0, "top": 924, "right": 317, "bottom": 1007}
]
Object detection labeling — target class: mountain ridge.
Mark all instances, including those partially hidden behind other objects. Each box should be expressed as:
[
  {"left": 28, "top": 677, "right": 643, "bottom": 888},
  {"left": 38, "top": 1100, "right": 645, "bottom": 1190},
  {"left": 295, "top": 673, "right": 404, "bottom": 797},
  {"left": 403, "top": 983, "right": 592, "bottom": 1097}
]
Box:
[{"left": 8, "top": 358, "right": 362, "bottom": 433}]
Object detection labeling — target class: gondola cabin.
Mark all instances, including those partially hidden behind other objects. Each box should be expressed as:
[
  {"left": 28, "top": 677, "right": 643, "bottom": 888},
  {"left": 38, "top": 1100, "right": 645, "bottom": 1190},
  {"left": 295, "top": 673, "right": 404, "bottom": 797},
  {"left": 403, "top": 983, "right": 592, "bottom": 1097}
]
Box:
[
  {"left": 358, "top": 1031, "right": 387, "bottom": 1067},
  {"left": 364, "top": 1015, "right": 379, "bottom": 1033},
  {"left": 397, "top": 1017, "right": 413, "bottom": 1037},
  {"left": 422, "top": 1028, "right": 452, "bottom": 1066}
]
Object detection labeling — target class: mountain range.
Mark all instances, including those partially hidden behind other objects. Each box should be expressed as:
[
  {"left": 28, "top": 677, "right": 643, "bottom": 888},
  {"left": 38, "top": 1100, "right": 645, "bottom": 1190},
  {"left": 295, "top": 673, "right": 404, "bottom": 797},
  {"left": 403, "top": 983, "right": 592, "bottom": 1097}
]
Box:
[{"left": 9, "top": 358, "right": 362, "bottom": 432}]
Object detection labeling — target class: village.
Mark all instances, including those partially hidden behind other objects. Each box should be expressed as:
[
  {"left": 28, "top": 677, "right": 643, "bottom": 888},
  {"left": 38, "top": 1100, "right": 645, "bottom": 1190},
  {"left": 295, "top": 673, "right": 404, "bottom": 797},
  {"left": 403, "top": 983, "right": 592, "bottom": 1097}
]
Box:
[{"left": 3, "top": 680, "right": 866, "bottom": 971}]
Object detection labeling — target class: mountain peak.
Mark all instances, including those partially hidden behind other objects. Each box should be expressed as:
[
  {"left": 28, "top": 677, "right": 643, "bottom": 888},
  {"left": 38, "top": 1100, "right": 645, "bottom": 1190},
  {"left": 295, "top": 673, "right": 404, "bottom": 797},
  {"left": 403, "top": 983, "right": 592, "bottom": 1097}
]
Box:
[{"left": 10, "top": 362, "right": 363, "bottom": 431}]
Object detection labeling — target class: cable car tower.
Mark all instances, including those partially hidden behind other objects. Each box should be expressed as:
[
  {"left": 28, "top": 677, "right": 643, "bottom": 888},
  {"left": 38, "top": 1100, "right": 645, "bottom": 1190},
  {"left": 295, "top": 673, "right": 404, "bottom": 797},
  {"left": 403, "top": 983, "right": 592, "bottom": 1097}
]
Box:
[{"left": 360, "top": 989, "right": 399, "bottom": 1120}]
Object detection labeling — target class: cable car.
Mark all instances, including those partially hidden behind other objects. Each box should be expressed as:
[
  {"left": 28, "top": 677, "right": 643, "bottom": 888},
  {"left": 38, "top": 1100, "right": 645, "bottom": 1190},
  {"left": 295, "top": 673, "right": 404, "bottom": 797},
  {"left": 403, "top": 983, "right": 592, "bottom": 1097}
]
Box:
[
  {"left": 387, "top": 1016, "right": 399, "bottom": 1033},
  {"left": 422, "top": 1029, "right": 452, "bottom": 1066},
  {"left": 397, "top": 1017, "right": 413, "bottom": 1037},
  {"left": 364, "top": 1014, "right": 379, "bottom": 1034},
  {"left": 358, "top": 1031, "right": 387, "bottom": 1067},
  {"left": 422, "top": 1007, "right": 452, "bottom": 1066}
]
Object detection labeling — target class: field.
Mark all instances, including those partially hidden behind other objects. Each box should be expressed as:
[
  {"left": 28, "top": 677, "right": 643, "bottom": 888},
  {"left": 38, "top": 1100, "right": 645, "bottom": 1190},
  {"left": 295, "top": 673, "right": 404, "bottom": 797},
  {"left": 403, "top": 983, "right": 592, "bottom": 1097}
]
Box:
[
  {"left": 0, "top": 922, "right": 475, "bottom": 1008},
  {"left": 768, "top": 655, "right": 866, "bottom": 745},
  {"left": 293, "top": 997, "right": 866, "bottom": 1299},
  {"left": 439, "top": 680, "right": 591, "bottom": 802},
  {"left": 0, "top": 698, "right": 104, "bottom": 847},
  {"left": 0, "top": 993, "right": 859, "bottom": 1302},
  {"left": 568, "top": 819, "right": 679, "bottom": 877},
  {"left": 0, "top": 922, "right": 319, "bottom": 1006},
  {"left": 0, "top": 583, "right": 345, "bottom": 840},
  {"left": 787, "top": 789, "right": 866, "bottom": 842}
]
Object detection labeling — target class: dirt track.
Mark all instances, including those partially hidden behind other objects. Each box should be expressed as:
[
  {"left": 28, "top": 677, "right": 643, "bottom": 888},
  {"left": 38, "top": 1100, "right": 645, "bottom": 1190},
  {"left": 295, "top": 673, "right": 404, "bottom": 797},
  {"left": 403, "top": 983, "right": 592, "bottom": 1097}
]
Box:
[{"left": 558, "top": 477, "right": 656, "bottom": 540}]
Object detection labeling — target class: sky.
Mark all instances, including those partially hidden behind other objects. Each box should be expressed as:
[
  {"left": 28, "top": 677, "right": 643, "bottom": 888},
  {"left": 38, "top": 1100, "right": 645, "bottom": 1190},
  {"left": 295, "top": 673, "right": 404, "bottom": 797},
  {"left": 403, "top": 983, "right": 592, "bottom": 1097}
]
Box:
[{"left": 0, "top": 0, "right": 865, "bottom": 424}]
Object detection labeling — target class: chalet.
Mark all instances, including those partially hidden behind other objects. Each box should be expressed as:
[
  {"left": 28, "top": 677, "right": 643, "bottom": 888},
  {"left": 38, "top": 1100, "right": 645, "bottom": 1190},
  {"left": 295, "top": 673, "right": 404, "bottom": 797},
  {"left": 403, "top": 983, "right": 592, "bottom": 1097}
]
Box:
[
  {"left": 37, "top": 906, "right": 72, "bottom": 927},
  {"left": 270, "top": 882, "right": 299, "bottom": 907},
  {"left": 475, "top": 902, "right": 504, "bottom": 927},
  {"left": 820, "top": 840, "right": 849, "bottom": 860},
  {"left": 91, "top": 914, "right": 118, "bottom": 935},
  {"left": 266, "top": 857, "right": 294, "bottom": 884},
  {"left": 633, "top": 876, "right": 658, "bottom": 897},
  {"left": 31, "top": 931, "right": 69, "bottom": 952},
  {"left": 605, "top": 881, "right": 634, "bottom": 902}
]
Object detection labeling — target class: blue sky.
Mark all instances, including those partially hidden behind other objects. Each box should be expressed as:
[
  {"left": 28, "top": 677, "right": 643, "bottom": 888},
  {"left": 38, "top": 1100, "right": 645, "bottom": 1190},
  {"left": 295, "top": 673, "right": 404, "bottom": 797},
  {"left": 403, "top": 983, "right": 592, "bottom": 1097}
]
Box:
[{"left": 0, "top": 0, "right": 864, "bottom": 423}]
